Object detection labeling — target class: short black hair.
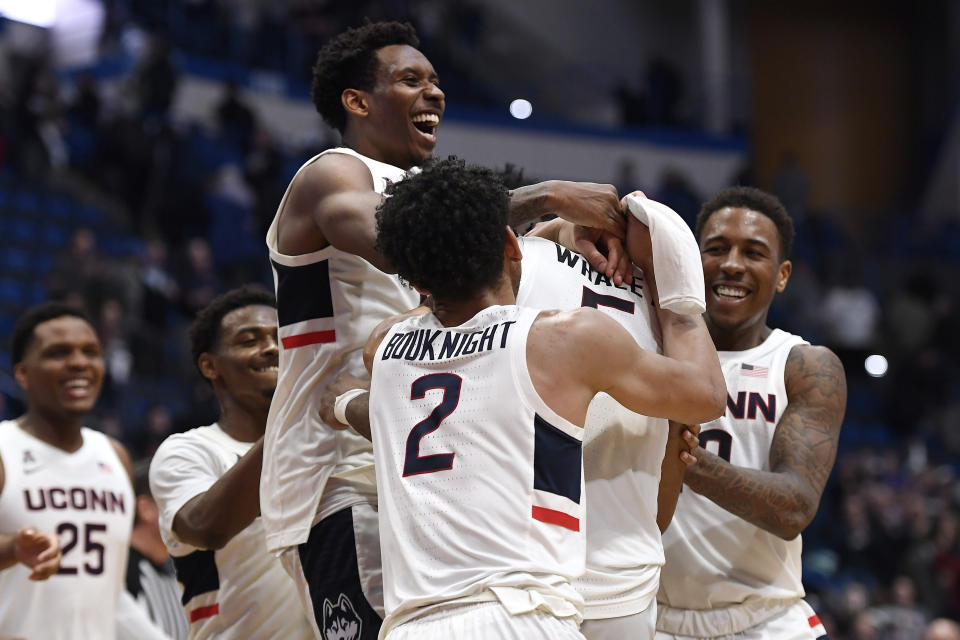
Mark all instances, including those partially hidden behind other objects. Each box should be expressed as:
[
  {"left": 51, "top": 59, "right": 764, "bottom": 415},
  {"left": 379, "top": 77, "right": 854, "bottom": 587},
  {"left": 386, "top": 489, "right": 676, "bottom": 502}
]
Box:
[
  {"left": 10, "top": 302, "right": 92, "bottom": 366},
  {"left": 311, "top": 21, "right": 420, "bottom": 134},
  {"left": 695, "top": 186, "right": 795, "bottom": 259},
  {"left": 376, "top": 157, "right": 510, "bottom": 303},
  {"left": 189, "top": 286, "right": 276, "bottom": 375}
]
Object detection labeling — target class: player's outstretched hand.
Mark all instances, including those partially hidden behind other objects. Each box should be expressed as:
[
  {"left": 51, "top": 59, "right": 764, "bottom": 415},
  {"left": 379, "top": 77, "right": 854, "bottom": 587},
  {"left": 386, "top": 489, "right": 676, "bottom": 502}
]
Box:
[
  {"left": 15, "top": 527, "right": 60, "bottom": 581},
  {"left": 549, "top": 181, "right": 625, "bottom": 238},
  {"left": 319, "top": 372, "right": 370, "bottom": 430}
]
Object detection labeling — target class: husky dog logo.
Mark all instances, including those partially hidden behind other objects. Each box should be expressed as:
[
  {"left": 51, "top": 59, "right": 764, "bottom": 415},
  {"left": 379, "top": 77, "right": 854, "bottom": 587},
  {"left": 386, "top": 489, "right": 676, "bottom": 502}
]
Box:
[{"left": 322, "top": 593, "right": 361, "bottom": 640}]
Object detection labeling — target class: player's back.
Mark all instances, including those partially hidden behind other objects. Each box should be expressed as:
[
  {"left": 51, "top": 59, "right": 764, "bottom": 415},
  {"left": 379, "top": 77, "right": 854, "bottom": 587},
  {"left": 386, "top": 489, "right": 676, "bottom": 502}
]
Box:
[
  {"left": 0, "top": 420, "right": 134, "bottom": 640},
  {"left": 516, "top": 235, "right": 666, "bottom": 618},
  {"left": 262, "top": 147, "right": 421, "bottom": 553},
  {"left": 370, "top": 305, "right": 585, "bottom": 634},
  {"left": 658, "top": 329, "right": 809, "bottom": 632}
]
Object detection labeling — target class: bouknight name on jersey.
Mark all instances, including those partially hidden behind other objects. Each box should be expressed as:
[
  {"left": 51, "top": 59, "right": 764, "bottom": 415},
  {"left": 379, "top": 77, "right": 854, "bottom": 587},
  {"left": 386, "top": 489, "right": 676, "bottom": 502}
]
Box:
[{"left": 380, "top": 321, "right": 517, "bottom": 363}]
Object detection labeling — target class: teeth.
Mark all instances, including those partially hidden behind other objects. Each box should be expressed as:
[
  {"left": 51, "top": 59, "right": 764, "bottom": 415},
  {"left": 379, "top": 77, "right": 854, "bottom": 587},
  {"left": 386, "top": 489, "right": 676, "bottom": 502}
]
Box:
[
  {"left": 254, "top": 365, "right": 279, "bottom": 373},
  {"left": 64, "top": 380, "right": 90, "bottom": 389},
  {"left": 716, "top": 285, "right": 748, "bottom": 298},
  {"left": 412, "top": 113, "right": 439, "bottom": 124}
]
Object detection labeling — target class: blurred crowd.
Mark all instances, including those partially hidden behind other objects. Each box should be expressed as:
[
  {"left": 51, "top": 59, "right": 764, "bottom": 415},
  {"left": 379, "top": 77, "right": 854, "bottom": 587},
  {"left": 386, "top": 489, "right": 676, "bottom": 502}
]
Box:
[{"left": 1, "top": 2, "right": 959, "bottom": 638}]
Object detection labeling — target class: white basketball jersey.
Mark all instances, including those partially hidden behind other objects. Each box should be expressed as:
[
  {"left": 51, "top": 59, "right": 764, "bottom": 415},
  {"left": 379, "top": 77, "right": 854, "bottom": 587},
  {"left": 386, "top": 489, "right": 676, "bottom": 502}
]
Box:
[
  {"left": 261, "top": 147, "right": 420, "bottom": 552},
  {"left": 370, "top": 306, "right": 585, "bottom": 634},
  {"left": 150, "top": 424, "right": 313, "bottom": 640},
  {"left": 658, "top": 329, "right": 809, "bottom": 618},
  {"left": 0, "top": 420, "right": 134, "bottom": 640},
  {"left": 516, "top": 236, "right": 666, "bottom": 618}
]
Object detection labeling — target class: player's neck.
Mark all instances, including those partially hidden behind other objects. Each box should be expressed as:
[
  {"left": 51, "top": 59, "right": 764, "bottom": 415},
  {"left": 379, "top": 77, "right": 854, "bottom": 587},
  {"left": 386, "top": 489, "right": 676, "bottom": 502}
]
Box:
[
  {"left": 433, "top": 281, "right": 514, "bottom": 327},
  {"left": 216, "top": 399, "right": 267, "bottom": 443},
  {"left": 707, "top": 319, "right": 773, "bottom": 352},
  {"left": 341, "top": 131, "right": 414, "bottom": 171},
  {"left": 18, "top": 409, "right": 84, "bottom": 452}
]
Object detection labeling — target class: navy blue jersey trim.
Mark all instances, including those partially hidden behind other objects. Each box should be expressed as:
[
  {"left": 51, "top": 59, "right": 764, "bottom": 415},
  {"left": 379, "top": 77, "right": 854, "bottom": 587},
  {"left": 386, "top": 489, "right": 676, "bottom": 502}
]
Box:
[
  {"left": 172, "top": 550, "right": 219, "bottom": 605},
  {"left": 533, "top": 414, "right": 582, "bottom": 503},
  {"left": 272, "top": 259, "right": 334, "bottom": 327}
]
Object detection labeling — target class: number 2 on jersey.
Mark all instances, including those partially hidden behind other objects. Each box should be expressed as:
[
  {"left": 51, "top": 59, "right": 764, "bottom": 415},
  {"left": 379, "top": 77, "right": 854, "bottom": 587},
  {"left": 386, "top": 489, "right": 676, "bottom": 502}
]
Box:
[
  {"left": 57, "top": 522, "right": 107, "bottom": 575},
  {"left": 403, "top": 373, "right": 462, "bottom": 476}
]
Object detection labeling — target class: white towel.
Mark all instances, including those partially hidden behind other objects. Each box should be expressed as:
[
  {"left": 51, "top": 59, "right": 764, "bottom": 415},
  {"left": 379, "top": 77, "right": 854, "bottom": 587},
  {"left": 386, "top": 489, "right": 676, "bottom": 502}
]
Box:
[{"left": 623, "top": 193, "right": 705, "bottom": 315}]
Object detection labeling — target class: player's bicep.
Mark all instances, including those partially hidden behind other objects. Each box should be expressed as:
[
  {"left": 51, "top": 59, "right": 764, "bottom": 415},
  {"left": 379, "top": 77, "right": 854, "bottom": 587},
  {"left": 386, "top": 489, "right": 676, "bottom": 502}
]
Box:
[{"left": 769, "top": 345, "right": 846, "bottom": 502}]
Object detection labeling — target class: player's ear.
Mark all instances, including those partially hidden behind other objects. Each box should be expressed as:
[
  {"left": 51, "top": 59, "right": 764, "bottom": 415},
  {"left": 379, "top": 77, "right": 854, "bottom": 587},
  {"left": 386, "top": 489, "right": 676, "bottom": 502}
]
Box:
[
  {"left": 13, "top": 362, "right": 28, "bottom": 391},
  {"left": 342, "top": 89, "right": 368, "bottom": 119},
  {"left": 504, "top": 226, "right": 522, "bottom": 263},
  {"left": 197, "top": 353, "right": 218, "bottom": 382},
  {"left": 775, "top": 259, "right": 792, "bottom": 293}
]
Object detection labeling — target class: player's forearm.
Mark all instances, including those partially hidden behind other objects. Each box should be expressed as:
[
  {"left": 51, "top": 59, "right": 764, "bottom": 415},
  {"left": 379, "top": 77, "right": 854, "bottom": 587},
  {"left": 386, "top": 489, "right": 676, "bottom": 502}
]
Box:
[
  {"left": 656, "top": 423, "right": 689, "bottom": 533},
  {"left": 173, "top": 440, "right": 264, "bottom": 549},
  {"left": 508, "top": 182, "right": 555, "bottom": 228},
  {"left": 657, "top": 310, "right": 726, "bottom": 422},
  {"left": 345, "top": 392, "right": 372, "bottom": 441},
  {"left": 683, "top": 448, "right": 816, "bottom": 540}
]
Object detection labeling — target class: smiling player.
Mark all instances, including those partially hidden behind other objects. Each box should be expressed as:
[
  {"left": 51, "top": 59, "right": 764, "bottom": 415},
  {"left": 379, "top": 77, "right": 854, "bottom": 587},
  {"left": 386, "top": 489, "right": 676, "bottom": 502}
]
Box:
[
  {"left": 261, "top": 21, "right": 629, "bottom": 639},
  {"left": 656, "top": 187, "right": 846, "bottom": 640}
]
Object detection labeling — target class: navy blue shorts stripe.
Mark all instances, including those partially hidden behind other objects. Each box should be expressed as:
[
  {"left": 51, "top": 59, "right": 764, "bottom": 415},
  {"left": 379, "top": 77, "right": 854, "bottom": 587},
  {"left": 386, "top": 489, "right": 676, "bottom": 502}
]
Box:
[
  {"left": 533, "top": 413, "right": 582, "bottom": 503},
  {"left": 299, "top": 507, "right": 382, "bottom": 640},
  {"left": 272, "top": 259, "right": 334, "bottom": 327}
]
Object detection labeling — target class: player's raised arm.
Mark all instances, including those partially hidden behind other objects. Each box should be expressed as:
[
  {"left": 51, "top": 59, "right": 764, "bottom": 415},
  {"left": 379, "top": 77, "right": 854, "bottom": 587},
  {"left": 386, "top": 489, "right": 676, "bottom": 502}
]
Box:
[{"left": 683, "top": 344, "right": 845, "bottom": 539}]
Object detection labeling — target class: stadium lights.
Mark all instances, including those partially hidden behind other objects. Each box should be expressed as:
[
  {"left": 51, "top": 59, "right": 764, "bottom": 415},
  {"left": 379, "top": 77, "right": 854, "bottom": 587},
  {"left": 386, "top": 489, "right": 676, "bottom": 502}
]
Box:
[
  {"left": 0, "top": 0, "right": 57, "bottom": 27},
  {"left": 509, "top": 99, "right": 533, "bottom": 120},
  {"left": 864, "top": 354, "right": 888, "bottom": 378}
]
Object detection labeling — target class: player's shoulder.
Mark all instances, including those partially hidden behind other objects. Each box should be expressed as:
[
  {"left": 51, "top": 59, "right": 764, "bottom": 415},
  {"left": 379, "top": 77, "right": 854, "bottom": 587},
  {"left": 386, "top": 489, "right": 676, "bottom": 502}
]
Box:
[
  {"left": 530, "top": 306, "right": 620, "bottom": 342},
  {"left": 152, "top": 425, "right": 221, "bottom": 460},
  {"left": 784, "top": 343, "right": 845, "bottom": 396},
  {"left": 291, "top": 150, "right": 374, "bottom": 198}
]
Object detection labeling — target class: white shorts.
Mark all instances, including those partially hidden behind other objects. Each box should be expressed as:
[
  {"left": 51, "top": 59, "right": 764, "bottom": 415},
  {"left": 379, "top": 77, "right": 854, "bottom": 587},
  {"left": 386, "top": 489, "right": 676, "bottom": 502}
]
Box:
[
  {"left": 385, "top": 601, "right": 586, "bottom": 640},
  {"left": 582, "top": 598, "right": 656, "bottom": 640},
  {"left": 655, "top": 599, "right": 827, "bottom": 640}
]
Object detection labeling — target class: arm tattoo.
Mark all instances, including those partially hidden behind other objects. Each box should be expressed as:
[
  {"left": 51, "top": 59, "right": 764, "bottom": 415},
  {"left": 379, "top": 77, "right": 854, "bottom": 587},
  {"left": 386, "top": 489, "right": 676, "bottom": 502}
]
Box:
[{"left": 684, "top": 345, "right": 846, "bottom": 539}]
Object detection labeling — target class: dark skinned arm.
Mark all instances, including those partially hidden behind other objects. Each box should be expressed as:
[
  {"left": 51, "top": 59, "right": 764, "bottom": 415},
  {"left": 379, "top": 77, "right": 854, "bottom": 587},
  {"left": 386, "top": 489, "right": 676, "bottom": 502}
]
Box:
[
  {"left": 682, "top": 345, "right": 846, "bottom": 540},
  {"left": 508, "top": 181, "right": 625, "bottom": 238},
  {"left": 171, "top": 439, "right": 264, "bottom": 550},
  {"left": 656, "top": 422, "right": 700, "bottom": 533}
]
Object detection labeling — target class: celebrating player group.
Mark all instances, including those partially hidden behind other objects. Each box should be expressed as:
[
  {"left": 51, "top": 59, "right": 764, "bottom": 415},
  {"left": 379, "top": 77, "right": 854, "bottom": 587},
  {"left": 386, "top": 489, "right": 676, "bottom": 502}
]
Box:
[{"left": 0, "top": 19, "right": 845, "bottom": 640}]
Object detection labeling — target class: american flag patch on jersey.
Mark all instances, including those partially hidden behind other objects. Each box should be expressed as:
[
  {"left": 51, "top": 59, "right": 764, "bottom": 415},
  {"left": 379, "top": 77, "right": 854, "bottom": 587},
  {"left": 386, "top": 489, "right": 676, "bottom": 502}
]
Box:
[{"left": 740, "top": 363, "right": 769, "bottom": 378}]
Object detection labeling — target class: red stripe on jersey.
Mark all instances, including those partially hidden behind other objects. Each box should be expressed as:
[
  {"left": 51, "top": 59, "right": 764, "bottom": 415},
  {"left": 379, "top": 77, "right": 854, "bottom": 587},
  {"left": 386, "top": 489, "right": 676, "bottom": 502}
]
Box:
[
  {"left": 190, "top": 603, "right": 219, "bottom": 622},
  {"left": 532, "top": 505, "right": 580, "bottom": 531},
  {"left": 808, "top": 614, "right": 821, "bottom": 627},
  {"left": 281, "top": 330, "right": 336, "bottom": 349}
]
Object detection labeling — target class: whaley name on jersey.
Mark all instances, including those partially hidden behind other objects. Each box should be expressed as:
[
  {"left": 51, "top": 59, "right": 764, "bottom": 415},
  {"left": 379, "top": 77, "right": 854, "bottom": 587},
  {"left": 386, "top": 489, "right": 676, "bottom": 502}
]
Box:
[
  {"left": 381, "top": 320, "right": 517, "bottom": 362},
  {"left": 554, "top": 244, "right": 646, "bottom": 299},
  {"left": 23, "top": 486, "right": 127, "bottom": 513}
]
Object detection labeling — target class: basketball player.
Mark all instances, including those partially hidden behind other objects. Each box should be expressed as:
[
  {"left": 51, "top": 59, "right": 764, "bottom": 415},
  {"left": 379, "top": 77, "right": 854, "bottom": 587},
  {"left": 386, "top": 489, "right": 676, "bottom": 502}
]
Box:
[
  {"left": 656, "top": 187, "right": 846, "bottom": 640},
  {"left": 263, "top": 21, "right": 630, "bottom": 639},
  {"left": 0, "top": 302, "right": 135, "bottom": 639},
  {"left": 364, "top": 157, "right": 724, "bottom": 638},
  {"left": 325, "top": 195, "right": 710, "bottom": 640},
  {"left": 0, "top": 526, "right": 60, "bottom": 578},
  {"left": 149, "top": 287, "right": 312, "bottom": 639}
]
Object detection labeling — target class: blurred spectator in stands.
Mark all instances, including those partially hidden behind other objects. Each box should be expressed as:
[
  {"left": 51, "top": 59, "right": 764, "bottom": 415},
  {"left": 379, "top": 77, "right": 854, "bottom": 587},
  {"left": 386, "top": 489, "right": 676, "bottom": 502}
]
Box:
[
  {"left": 821, "top": 261, "right": 881, "bottom": 353},
  {"left": 773, "top": 151, "right": 811, "bottom": 221},
  {"left": 654, "top": 167, "right": 701, "bottom": 227},
  {"left": 129, "top": 34, "right": 178, "bottom": 125},
  {"left": 645, "top": 56, "right": 684, "bottom": 126},
  {"left": 176, "top": 238, "right": 222, "bottom": 317},
  {"left": 68, "top": 74, "right": 101, "bottom": 129},
  {"left": 47, "top": 228, "right": 111, "bottom": 311},
  {"left": 244, "top": 128, "right": 285, "bottom": 237},
  {"left": 130, "top": 404, "right": 176, "bottom": 460},
  {"left": 866, "top": 575, "right": 929, "bottom": 638},
  {"left": 926, "top": 618, "right": 960, "bottom": 640},
  {"left": 215, "top": 81, "right": 258, "bottom": 153}
]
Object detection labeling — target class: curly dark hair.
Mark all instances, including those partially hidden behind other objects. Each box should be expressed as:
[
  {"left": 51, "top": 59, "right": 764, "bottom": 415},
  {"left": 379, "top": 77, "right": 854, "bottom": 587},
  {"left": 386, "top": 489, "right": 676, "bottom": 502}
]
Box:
[
  {"left": 311, "top": 21, "right": 420, "bottom": 134},
  {"left": 10, "top": 301, "right": 92, "bottom": 366},
  {"left": 695, "top": 186, "right": 795, "bottom": 260},
  {"left": 189, "top": 286, "right": 276, "bottom": 376},
  {"left": 376, "top": 157, "right": 510, "bottom": 303}
]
